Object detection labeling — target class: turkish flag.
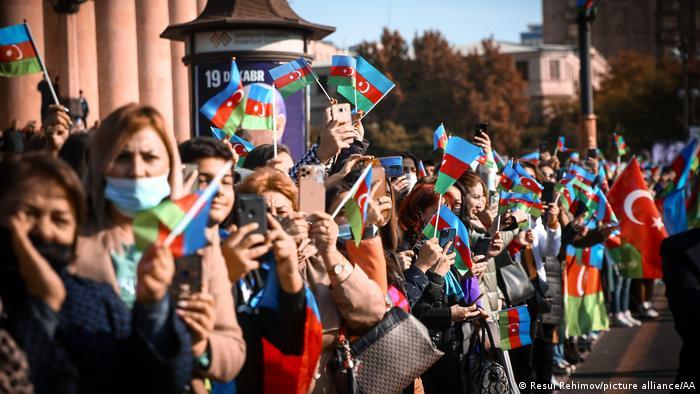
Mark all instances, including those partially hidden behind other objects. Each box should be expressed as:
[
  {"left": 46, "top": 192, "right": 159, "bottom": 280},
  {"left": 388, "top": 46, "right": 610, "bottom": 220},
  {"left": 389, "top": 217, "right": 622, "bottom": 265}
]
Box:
[{"left": 607, "top": 158, "right": 668, "bottom": 278}]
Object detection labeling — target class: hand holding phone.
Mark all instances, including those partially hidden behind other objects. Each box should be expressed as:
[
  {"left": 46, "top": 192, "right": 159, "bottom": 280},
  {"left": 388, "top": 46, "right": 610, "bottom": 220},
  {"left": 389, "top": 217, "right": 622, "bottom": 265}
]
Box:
[
  {"left": 233, "top": 194, "right": 267, "bottom": 235},
  {"left": 439, "top": 228, "right": 457, "bottom": 254},
  {"left": 298, "top": 165, "right": 326, "bottom": 214}
]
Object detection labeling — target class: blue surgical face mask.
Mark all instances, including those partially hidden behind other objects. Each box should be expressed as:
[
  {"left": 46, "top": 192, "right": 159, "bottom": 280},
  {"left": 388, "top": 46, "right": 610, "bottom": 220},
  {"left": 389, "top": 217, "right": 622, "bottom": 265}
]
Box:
[{"left": 104, "top": 174, "right": 170, "bottom": 216}]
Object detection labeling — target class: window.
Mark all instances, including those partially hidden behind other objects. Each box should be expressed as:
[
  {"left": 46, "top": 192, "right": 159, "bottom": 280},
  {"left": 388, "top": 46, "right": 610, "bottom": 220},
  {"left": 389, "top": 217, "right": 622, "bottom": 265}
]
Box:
[
  {"left": 516, "top": 61, "right": 529, "bottom": 81},
  {"left": 550, "top": 60, "right": 560, "bottom": 80}
]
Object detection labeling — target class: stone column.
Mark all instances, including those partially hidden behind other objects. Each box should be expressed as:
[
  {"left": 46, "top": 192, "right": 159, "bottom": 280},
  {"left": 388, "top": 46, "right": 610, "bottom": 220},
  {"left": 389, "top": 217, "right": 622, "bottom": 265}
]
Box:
[
  {"left": 94, "top": 0, "right": 139, "bottom": 119},
  {"left": 168, "top": 0, "right": 198, "bottom": 142},
  {"left": 135, "top": 0, "right": 174, "bottom": 132},
  {"left": 42, "top": 6, "right": 60, "bottom": 90},
  {"left": 76, "top": 1, "right": 100, "bottom": 125},
  {"left": 0, "top": 0, "right": 45, "bottom": 126},
  {"left": 58, "top": 13, "right": 80, "bottom": 100}
]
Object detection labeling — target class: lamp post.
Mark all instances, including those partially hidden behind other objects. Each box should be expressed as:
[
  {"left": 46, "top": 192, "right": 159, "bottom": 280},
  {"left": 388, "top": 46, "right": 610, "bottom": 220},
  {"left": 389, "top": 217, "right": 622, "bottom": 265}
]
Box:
[{"left": 577, "top": 0, "right": 598, "bottom": 151}]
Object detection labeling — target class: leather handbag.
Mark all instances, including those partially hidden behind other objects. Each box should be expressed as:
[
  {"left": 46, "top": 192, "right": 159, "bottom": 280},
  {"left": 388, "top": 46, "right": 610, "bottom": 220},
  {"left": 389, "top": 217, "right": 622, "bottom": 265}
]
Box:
[
  {"left": 461, "top": 323, "right": 512, "bottom": 394},
  {"left": 497, "top": 262, "right": 535, "bottom": 306},
  {"left": 329, "top": 307, "right": 444, "bottom": 394}
]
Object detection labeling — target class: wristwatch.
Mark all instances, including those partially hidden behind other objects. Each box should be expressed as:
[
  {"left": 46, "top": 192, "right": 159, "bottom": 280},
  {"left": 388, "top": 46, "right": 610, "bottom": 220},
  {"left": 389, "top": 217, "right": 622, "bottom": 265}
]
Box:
[{"left": 331, "top": 262, "right": 346, "bottom": 276}]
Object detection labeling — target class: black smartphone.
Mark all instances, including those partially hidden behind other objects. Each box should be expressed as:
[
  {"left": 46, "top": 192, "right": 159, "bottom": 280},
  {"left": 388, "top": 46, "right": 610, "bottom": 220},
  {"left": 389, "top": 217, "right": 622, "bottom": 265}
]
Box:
[
  {"left": 169, "top": 255, "right": 202, "bottom": 300},
  {"left": 233, "top": 194, "right": 267, "bottom": 235},
  {"left": 539, "top": 140, "right": 550, "bottom": 154},
  {"left": 474, "top": 237, "right": 491, "bottom": 256},
  {"left": 542, "top": 182, "right": 555, "bottom": 204},
  {"left": 474, "top": 122, "right": 489, "bottom": 139},
  {"left": 587, "top": 148, "right": 597, "bottom": 159},
  {"left": 439, "top": 228, "right": 456, "bottom": 254}
]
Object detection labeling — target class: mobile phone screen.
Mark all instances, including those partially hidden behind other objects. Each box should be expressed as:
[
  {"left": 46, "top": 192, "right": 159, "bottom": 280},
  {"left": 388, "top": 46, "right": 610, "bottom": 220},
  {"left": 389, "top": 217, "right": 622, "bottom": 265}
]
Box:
[{"left": 439, "top": 228, "right": 456, "bottom": 254}]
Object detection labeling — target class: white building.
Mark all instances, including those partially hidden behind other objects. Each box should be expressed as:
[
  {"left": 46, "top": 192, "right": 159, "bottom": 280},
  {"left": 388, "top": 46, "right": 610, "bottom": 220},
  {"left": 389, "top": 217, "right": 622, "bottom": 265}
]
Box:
[{"left": 456, "top": 41, "right": 609, "bottom": 122}]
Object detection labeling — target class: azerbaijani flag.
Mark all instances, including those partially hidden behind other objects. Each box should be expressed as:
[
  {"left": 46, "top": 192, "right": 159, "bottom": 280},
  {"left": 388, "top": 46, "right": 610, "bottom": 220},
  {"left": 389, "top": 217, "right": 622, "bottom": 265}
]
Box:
[
  {"left": 520, "top": 151, "right": 540, "bottom": 165},
  {"left": 667, "top": 137, "right": 699, "bottom": 192},
  {"left": 0, "top": 24, "right": 41, "bottom": 77},
  {"left": 499, "top": 191, "right": 544, "bottom": 218},
  {"left": 328, "top": 55, "right": 356, "bottom": 86},
  {"left": 570, "top": 164, "right": 596, "bottom": 186},
  {"left": 435, "top": 136, "right": 484, "bottom": 195},
  {"left": 498, "top": 160, "right": 543, "bottom": 196},
  {"left": 269, "top": 57, "right": 315, "bottom": 97},
  {"left": 344, "top": 167, "right": 373, "bottom": 246},
  {"left": 133, "top": 193, "right": 212, "bottom": 258},
  {"left": 566, "top": 244, "right": 604, "bottom": 269},
  {"left": 337, "top": 56, "right": 395, "bottom": 113},
  {"left": 211, "top": 126, "right": 255, "bottom": 167},
  {"left": 497, "top": 306, "right": 532, "bottom": 350},
  {"left": 200, "top": 60, "right": 245, "bottom": 136},
  {"left": 241, "top": 83, "right": 274, "bottom": 130},
  {"left": 417, "top": 160, "right": 428, "bottom": 178},
  {"left": 433, "top": 123, "right": 448, "bottom": 151},
  {"left": 556, "top": 136, "right": 570, "bottom": 153},
  {"left": 422, "top": 206, "right": 473, "bottom": 276},
  {"left": 250, "top": 259, "right": 323, "bottom": 394},
  {"left": 564, "top": 255, "right": 609, "bottom": 336},
  {"left": 613, "top": 132, "right": 628, "bottom": 156}
]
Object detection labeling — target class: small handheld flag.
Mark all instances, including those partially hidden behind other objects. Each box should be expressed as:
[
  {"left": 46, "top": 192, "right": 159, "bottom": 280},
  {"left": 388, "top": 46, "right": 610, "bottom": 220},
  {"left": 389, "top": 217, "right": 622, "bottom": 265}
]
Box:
[
  {"left": 200, "top": 60, "right": 245, "bottom": 136},
  {"left": 613, "top": 132, "right": 628, "bottom": 157},
  {"left": 520, "top": 151, "right": 540, "bottom": 166},
  {"left": 0, "top": 24, "right": 41, "bottom": 77},
  {"left": 556, "top": 136, "right": 570, "bottom": 153},
  {"left": 422, "top": 207, "right": 473, "bottom": 276},
  {"left": 433, "top": 123, "right": 448, "bottom": 151},
  {"left": 417, "top": 160, "right": 428, "bottom": 178},
  {"left": 337, "top": 56, "right": 395, "bottom": 114},
  {"left": 328, "top": 55, "right": 356, "bottom": 86},
  {"left": 210, "top": 127, "right": 255, "bottom": 167},
  {"left": 269, "top": 57, "right": 316, "bottom": 97},
  {"left": 497, "top": 306, "right": 532, "bottom": 350},
  {"left": 435, "top": 137, "right": 484, "bottom": 195},
  {"left": 343, "top": 167, "right": 373, "bottom": 246},
  {"left": 241, "top": 83, "right": 275, "bottom": 131}
]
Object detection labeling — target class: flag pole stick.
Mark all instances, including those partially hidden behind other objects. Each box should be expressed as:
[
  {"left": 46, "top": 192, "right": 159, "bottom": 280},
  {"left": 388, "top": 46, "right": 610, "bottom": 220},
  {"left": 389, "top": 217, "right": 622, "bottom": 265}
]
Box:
[
  {"left": 433, "top": 194, "right": 443, "bottom": 239},
  {"left": 331, "top": 164, "right": 372, "bottom": 219},
  {"left": 164, "top": 160, "right": 234, "bottom": 247},
  {"left": 23, "top": 21, "right": 59, "bottom": 106},
  {"left": 271, "top": 86, "right": 277, "bottom": 158},
  {"left": 553, "top": 146, "right": 559, "bottom": 158},
  {"left": 360, "top": 84, "right": 395, "bottom": 120},
  {"left": 304, "top": 59, "right": 332, "bottom": 103}
]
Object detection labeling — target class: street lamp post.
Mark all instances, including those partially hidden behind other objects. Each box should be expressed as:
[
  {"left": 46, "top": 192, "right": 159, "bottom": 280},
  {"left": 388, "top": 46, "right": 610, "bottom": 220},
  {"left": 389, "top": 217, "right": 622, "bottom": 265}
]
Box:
[{"left": 577, "top": 0, "right": 598, "bottom": 151}]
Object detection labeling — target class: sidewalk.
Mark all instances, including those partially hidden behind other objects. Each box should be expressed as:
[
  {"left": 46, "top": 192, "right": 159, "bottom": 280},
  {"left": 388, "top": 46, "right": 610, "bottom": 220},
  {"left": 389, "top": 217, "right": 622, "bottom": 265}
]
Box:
[{"left": 560, "top": 283, "right": 682, "bottom": 394}]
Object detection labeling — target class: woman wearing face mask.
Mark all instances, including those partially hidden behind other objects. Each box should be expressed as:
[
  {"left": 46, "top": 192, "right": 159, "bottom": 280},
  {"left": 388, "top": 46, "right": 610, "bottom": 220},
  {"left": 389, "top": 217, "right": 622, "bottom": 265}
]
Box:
[
  {"left": 73, "top": 104, "right": 245, "bottom": 391},
  {"left": 236, "top": 167, "right": 386, "bottom": 393},
  {"left": 0, "top": 153, "right": 192, "bottom": 393}
]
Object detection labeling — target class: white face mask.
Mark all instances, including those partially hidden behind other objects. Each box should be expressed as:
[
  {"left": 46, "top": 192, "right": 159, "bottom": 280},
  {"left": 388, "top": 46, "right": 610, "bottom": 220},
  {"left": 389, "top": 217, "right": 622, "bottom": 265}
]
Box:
[
  {"left": 406, "top": 172, "right": 418, "bottom": 192},
  {"left": 104, "top": 174, "right": 171, "bottom": 216}
]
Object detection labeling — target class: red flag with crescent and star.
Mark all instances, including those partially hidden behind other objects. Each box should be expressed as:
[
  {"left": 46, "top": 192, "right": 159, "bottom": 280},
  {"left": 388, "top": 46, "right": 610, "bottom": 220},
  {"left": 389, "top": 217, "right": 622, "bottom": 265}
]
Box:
[{"left": 606, "top": 158, "right": 668, "bottom": 278}]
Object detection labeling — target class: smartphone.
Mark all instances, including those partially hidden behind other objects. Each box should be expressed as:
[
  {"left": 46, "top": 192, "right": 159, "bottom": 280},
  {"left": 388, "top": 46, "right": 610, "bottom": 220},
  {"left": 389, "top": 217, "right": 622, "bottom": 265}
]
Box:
[
  {"left": 182, "top": 163, "right": 199, "bottom": 193},
  {"left": 298, "top": 165, "right": 326, "bottom": 214},
  {"left": 377, "top": 156, "right": 403, "bottom": 178},
  {"left": 587, "top": 148, "right": 598, "bottom": 159},
  {"left": 169, "top": 255, "right": 202, "bottom": 300},
  {"left": 474, "top": 122, "right": 489, "bottom": 139},
  {"left": 370, "top": 166, "right": 387, "bottom": 199},
  {"left": 474, "top": 237, "right": 491, "bottom": 256},
  {"left": 233, "top": 194, "right": 267, "bottom": 235},
  {"left": 539, "top": 141, "right": 550, "bottom": 154},
  {"left": 542, "top": 182, "right": 555, "bottom": 204},
  {"left": 331, "top": 103, "right": 352, "bottom": 124},
  {"left": 439, "top": 228, "right": 456, "bottom": 254}
]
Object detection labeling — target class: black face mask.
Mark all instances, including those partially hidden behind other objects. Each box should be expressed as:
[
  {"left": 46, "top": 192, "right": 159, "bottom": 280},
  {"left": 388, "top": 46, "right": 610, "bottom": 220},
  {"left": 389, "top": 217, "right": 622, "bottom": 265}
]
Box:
[{"left": 28, "top": 236, "right": 74, "bottom": 273}]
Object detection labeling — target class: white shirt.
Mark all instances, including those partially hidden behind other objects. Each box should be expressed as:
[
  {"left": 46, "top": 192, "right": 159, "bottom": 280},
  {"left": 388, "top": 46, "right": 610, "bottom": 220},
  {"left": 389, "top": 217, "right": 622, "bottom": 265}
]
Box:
[{"left": 528, "top": 217, "right": 562, "bottom": 282}]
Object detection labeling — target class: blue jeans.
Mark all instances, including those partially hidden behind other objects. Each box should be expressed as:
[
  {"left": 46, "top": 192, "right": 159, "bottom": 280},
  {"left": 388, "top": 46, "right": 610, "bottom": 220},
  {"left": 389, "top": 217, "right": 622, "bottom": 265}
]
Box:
[{"left": 612, "top": 265, "right": 631, "bottom": 313}]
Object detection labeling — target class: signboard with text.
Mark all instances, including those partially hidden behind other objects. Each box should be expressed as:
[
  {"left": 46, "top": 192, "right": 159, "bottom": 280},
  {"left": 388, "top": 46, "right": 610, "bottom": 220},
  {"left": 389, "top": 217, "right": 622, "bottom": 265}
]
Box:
[{"left": 194, "top": 61, "right": 307, "bottom": 160}]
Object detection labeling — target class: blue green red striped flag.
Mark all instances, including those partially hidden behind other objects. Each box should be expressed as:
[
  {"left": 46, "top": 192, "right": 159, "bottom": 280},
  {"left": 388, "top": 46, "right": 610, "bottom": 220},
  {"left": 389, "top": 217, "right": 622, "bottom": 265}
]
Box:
[
  {"left": 497, "top": 305, "right": 532, "bottom": 350},
  {"left": 435, "top": 137, "right": 484, "bottom": 195},
  {"left": 0, "top": 24, "right": 42, "bottom": 77}
]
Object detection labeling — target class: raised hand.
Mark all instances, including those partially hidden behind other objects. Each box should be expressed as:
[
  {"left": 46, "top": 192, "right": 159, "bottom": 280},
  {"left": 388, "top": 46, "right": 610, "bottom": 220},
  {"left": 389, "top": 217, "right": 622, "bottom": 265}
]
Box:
[
  {"left": 221, "top": 222, "right": 270, "bottom": 283},
  {"left": 136, "top": 243, "right": 175, "bottom": 305},
  {"left": 176, "top": 287, "right": 216, "bottom": 357}
]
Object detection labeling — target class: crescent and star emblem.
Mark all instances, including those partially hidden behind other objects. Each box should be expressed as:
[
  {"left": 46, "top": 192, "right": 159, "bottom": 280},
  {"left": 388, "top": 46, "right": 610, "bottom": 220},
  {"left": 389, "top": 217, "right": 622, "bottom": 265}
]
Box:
[
  {"left": 252, "top": 103, "right": 266, "bottom": 118},
  {"left": 5, "top": 45, "right": 22, "bottom": 61},
  {"left": 290, "top": 70, "right": 301, "bottom": 80},
  {"left": 358, "top": 81, "right": 370, "bottom": 94},
  {"left": 357, "top": 192, "right": 369, "bottom": 211},
  {"left": 344, "top": 67, "right": 355, "bottom": 76},
  {"left": 229, "top": 90, "right": 243, "bottom": 106},
  {"left": 623, "top": 189, "right": 663, "bottom": 230}
]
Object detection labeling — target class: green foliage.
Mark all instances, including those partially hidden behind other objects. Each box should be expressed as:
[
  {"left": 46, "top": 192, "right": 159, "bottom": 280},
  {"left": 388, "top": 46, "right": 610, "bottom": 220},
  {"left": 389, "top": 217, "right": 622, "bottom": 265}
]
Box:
[{"left": 355, "top": 29, "right": 530, "bottom": 158}]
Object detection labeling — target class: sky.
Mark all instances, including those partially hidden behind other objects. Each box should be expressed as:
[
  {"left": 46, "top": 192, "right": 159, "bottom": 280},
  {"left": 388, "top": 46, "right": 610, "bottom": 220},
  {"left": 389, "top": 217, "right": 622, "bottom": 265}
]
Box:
[{"left": 288, "top": 0, "right": 542, "bottom": 48}]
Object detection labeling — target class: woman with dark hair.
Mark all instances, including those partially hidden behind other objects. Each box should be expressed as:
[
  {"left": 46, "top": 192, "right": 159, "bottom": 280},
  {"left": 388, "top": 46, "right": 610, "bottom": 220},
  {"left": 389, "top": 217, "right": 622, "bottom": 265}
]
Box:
[
  {"left": 242, "top": 143, "right": 294, "bottom": 175},
  {"left": 0, "top": 153, "right": 192, "bottom": 393},
  {"left": 397, "top": 180, "right": 486, "bottom": 393}
]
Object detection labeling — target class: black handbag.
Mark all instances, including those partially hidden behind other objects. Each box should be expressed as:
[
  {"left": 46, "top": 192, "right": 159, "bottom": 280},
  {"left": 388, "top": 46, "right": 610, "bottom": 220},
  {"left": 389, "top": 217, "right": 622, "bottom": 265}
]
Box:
[
  {"left": 497, "top": 261, "right": 536, "bottom": 306},
  {"left": 329, "top": 307, "right": 444, "bottom": 394},
  {"left": 461, "top": 322, "right": 512, "bottom": 394},
  {"left": 531, "top": 276, "right": 553, "bottom": 314}
]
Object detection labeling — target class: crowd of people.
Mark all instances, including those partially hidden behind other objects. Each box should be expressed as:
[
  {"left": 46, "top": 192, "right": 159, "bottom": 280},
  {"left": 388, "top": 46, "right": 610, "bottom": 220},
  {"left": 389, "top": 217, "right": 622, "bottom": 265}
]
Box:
[{"left": 0, "top": 100, "right": 672, "bottom": 394}]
